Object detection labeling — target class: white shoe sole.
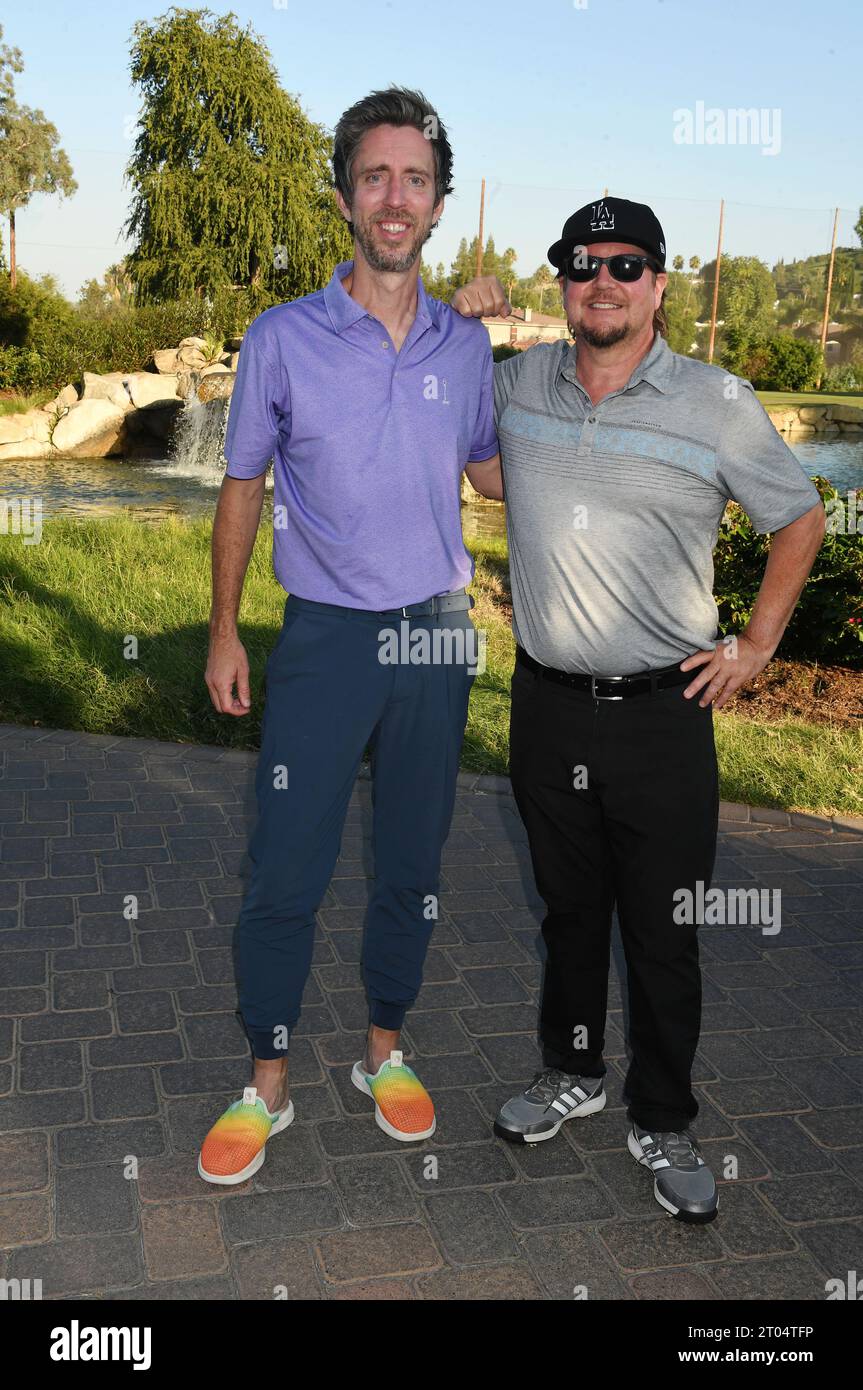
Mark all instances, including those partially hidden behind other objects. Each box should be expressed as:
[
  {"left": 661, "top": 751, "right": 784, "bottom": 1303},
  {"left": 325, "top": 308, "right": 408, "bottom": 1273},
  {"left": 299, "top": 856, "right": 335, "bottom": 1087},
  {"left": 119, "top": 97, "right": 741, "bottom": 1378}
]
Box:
[
  {"left": 351, "top": 1062, "right": 436, "bottom": 1142},
  {"left": 198, "top": 1099, "right": 295, "bottom": 1186},
  {"left": 627, "top": 1128, "right": 719, "bottom": 1222}
]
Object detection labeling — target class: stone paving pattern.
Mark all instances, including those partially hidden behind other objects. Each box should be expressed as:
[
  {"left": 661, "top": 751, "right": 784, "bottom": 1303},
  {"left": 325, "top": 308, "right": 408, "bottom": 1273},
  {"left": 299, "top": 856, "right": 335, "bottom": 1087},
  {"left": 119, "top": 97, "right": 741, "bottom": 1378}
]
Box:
[{"left": 0, "top": 724, "right": 861, "bottom": 1301}]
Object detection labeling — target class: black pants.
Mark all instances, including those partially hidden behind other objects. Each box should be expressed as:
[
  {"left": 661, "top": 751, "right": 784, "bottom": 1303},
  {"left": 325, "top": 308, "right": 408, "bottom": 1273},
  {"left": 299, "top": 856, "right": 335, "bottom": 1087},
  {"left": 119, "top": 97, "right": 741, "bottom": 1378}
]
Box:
[{"left": 509, "top": 656, "right": 719, "bottom": 1131}]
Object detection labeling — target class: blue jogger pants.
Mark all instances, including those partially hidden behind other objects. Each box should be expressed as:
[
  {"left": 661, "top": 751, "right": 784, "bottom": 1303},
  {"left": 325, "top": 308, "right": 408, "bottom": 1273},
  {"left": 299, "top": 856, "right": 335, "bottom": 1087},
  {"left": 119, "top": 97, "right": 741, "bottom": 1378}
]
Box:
[{"left": 236, "top": 593, "right": 477, "bottom": 1059}]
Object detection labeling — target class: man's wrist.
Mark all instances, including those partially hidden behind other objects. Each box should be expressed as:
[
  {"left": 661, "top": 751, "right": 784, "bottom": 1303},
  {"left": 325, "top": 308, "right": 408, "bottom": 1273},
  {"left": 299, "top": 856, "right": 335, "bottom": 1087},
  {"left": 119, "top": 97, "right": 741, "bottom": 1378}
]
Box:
[{"left": 739, "top": 626, "right": 778, "bottom": 660}]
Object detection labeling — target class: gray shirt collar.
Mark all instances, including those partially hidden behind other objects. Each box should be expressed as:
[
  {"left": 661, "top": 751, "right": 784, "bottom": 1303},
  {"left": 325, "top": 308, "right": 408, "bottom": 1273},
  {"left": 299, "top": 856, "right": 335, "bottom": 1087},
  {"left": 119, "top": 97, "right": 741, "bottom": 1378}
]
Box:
[{"left": 559, "top": 330, "right": 673, "bottom": 395}]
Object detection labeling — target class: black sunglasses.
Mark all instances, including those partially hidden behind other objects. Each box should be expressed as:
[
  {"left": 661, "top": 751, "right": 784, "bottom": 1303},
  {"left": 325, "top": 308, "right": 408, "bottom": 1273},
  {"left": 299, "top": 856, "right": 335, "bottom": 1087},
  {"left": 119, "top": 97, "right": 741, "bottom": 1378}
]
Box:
[{"left": 564, "top": 252, "right": 662, "bottom": 283}]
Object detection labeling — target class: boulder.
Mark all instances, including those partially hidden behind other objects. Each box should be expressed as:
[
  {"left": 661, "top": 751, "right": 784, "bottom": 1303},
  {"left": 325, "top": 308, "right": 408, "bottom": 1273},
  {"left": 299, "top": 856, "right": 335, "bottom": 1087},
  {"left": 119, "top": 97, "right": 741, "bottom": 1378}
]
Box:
[
  {"left": 82, "top": 371, "right": 131, "bottom": 410},
  {"left": 765, "top": 408, "right": 797, "bottom": 433},
  {"left": 123, "top": 372, "right": 181, "bottom": 408},
  {"left": 39, "top": 383, "right": 79, "bottom": 413},
  {"left": 796, "top": 406, "right": 827, "bottom": 423},
  {"left": 152, "top": 348, "right": 181, "bottom": 374},
  {"left": 51, "top": 399, "right": 127, "bottom": 457},
  {"left": 0, "top": 437, "right": 52, "bottom": 461},
  {"left": 198, "top": 372, "right": 235, "bottom": 403},
  {"left": 0, "top": 409, "right": 53, "bottom": 447},
  {"left": 830, "top": 405, "right": 863, "bottom": 424},
  {"left": 176, "top": 336, "right": 209, "bottom": 371},
  {"left": 123, "top": 398, "right": 184, "bottom": 444},
  {"left": 200, "top": 363, "right": 231, "bottom": 378}
]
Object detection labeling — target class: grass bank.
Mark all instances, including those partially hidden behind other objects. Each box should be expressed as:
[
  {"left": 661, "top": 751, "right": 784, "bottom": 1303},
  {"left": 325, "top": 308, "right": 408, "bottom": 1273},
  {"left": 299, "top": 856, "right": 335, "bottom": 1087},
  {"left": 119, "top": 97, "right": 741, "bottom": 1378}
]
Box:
[{"left": 0, "top": 514, "right": 859, "bottom": 817}]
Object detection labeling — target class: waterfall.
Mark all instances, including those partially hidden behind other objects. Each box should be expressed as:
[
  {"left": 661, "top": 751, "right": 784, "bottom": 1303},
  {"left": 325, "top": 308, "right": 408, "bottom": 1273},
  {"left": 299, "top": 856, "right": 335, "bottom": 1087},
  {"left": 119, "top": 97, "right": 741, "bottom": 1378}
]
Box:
[{"left": 168, "top": 393, "right": 231, "bottom": 479}]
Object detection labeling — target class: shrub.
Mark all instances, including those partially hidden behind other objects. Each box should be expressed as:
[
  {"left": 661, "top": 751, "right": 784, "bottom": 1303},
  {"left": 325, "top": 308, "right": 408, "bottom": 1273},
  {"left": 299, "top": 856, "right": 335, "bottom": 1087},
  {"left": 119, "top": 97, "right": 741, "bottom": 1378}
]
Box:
[
  {"left": 492, "top": 344, "right": 520, "bottom": 362},
  {"left": 822, "top": 362, "right": 863, "bottom": 392},
  {"left": 714, "top": 476, "right": 862, "bottom": 667},
  {"left": 721, "top": 329, "right": 822, "bottom": 391}
]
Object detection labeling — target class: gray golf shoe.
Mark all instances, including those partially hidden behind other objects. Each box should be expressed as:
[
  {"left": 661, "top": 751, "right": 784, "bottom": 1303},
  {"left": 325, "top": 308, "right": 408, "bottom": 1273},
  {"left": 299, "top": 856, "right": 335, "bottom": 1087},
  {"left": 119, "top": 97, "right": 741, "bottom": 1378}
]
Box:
[
  {"left": 628, "top": 1123, "right": 718, "bottom": 1223},
  {"left": 494, "top": 1068, "right": 607, "bottom": 1144}
]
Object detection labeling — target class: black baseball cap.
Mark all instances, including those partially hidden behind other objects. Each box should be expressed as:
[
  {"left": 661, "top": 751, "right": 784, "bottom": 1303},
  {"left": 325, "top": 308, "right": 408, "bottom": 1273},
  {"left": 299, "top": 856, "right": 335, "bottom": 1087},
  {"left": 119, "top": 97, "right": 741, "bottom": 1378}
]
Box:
[{"left": 547, "top": 197, "right": 666, "bottom": 273}]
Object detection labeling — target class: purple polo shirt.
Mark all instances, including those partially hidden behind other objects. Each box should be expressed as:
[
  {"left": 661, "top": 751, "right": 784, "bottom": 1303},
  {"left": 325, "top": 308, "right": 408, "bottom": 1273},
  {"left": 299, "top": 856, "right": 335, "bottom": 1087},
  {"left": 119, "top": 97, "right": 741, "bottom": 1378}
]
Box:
[{"left": 223, "top": 259, "right": 498, "bottom": 609}]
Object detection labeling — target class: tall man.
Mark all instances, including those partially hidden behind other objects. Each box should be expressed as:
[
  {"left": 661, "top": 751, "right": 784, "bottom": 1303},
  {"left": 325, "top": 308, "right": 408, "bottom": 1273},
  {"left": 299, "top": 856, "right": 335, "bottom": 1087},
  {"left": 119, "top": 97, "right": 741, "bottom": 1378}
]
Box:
[
  {"left": 453, "top": 198, "right": 825, "bottom": 1221},
  {"left": 198, "top": 87, "right": 501, "bottom": 1184}
]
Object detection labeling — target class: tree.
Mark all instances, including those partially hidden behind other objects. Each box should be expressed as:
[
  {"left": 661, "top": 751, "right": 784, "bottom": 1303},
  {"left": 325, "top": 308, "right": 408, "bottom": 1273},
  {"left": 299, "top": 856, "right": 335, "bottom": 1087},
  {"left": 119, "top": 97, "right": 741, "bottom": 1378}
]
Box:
[
  {"left": 122, "top": 7, "right": 350, "bottom": 307},
  {"left": 0, "top": 25, "right": 77, "bottom": 290},
  {"left": 77, "top": 260, "right": 136, "bottom": 316},
  {"left": 699, "top": 256, "right": 776, "bottom": 353},
  {"left": 664, "top": 270, "right": 698, "bottom": 354},
  {"left": 721, "top": 329, "right": 821, "bottom": 390}
]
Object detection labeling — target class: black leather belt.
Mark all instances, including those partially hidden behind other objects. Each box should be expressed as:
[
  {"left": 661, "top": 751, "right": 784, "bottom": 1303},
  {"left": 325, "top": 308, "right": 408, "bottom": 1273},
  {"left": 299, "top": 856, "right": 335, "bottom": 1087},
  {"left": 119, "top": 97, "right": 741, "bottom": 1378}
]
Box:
[
  {"left": 380, "top": 590, "right": 474, "bottom": 619},
  {"left": 516, "top": 645, "right": 691, "bottom": 700}
]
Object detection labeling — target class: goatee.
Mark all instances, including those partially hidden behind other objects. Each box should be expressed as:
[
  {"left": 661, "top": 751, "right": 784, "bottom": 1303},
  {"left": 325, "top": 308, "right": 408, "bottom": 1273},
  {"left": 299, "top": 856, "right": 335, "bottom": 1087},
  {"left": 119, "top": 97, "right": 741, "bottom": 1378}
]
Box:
[{"left": 572, "top": 322, "right": 630, "bottom": 349}]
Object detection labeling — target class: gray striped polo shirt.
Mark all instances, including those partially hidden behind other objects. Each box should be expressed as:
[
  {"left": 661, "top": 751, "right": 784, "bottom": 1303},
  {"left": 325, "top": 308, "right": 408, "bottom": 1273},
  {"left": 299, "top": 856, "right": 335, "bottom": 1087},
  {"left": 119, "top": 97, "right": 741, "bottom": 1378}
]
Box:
[{"left": 493, "top": 332, "right": 821, "bottom": 675}]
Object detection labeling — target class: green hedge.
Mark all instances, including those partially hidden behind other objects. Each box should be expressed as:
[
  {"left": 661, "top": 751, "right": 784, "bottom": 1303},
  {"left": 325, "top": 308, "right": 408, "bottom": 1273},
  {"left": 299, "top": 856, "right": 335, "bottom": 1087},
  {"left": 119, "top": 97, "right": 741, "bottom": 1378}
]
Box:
[
  {"left": 0, "top": 284, "right": 269, "bottom": 393},
  {"left": 715, "top": 477, "right": 862, "bottom": 667}
]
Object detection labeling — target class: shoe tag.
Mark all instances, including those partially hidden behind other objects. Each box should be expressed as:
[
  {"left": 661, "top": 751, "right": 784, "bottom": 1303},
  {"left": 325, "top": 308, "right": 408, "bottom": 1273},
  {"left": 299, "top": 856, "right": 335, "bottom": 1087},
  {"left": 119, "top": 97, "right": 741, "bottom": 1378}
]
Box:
[
  {"left": 390, "top": 1050, "right": 403, "bottom": 1067},
  {"left": 243, "top": 1086, "right": 257, "bottom": 1106}
]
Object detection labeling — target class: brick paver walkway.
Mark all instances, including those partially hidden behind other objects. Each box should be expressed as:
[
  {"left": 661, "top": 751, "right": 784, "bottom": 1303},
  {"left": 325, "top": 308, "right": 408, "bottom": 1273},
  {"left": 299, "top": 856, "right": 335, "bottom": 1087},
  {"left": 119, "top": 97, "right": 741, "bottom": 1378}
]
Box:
[{"left": 0, "top": 723, "right": 861, "bottom": 1300}]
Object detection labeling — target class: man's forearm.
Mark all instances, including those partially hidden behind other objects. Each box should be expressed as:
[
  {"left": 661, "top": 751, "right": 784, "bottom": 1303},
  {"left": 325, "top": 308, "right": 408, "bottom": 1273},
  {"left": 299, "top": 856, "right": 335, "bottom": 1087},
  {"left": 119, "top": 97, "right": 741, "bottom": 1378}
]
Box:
[
  {"left": 209, "top": 475, "right": 267, "bottom": 636},
  {"left": 742, "top": 501, "right": 825, "bottom": 656},
  {"left": 465, "top": 453, "right": 503, "bottom": 500}
]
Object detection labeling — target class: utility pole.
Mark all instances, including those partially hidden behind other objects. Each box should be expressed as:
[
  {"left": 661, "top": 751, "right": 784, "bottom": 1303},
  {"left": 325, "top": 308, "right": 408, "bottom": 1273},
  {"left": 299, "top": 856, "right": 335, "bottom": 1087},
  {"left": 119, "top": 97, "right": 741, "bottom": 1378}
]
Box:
[
  {"left": 816, "top": 207, "right": 840, "bottom": 388},
  {"left": 707, "top": 198, "right": 725, "bottom": 365},
  {"left": 475, "top": 178, "right": 485, "bottom": 279}
]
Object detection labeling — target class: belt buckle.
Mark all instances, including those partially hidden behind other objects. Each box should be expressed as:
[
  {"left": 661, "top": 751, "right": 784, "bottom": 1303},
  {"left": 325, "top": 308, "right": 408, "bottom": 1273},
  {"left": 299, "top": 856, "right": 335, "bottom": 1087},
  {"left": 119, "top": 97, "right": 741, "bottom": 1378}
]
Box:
[{"left": 591, "top": 674, "right": 626, "bottom": 701}]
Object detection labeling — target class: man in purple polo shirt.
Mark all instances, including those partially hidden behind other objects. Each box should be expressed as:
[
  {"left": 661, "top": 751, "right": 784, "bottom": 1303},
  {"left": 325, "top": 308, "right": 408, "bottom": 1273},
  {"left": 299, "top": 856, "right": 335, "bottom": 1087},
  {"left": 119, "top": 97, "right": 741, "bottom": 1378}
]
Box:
[{"left": 198, "top": 87, "right": 501, "bottom": 1184}]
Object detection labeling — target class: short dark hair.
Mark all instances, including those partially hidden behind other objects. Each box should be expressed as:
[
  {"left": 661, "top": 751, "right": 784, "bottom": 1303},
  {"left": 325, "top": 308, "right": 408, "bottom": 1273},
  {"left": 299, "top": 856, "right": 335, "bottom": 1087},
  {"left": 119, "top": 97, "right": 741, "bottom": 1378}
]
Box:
[{"left": 332, "top": 86, "right": 453, "bottom": 233}]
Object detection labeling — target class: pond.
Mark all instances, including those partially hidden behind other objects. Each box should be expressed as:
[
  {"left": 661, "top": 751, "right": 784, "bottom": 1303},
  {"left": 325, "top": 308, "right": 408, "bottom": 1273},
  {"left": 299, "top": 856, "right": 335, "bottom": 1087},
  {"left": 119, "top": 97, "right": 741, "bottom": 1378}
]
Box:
[{"left": 0, "top": 434, "right": 859, "bottom": 534}]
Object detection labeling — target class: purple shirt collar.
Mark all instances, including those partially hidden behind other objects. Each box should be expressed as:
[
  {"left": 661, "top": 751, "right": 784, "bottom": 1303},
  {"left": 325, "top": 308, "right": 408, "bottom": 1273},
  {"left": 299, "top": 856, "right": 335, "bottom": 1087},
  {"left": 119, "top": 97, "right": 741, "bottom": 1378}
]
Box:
[{"left": 323, "top": 259, "right": 441, "bottom": 336}]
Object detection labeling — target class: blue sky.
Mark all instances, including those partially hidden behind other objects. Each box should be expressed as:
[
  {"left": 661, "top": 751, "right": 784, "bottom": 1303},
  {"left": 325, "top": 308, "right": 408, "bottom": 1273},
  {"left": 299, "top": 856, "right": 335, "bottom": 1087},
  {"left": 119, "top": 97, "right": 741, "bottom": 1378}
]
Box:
[{"left": 6, "top": 0, "right": 862, "bottom": 298}]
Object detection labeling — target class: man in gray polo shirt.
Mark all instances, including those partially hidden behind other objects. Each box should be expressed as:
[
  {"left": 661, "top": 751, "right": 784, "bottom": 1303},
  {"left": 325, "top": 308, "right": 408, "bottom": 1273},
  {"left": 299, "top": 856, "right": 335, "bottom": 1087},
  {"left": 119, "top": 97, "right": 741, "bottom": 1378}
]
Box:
[{"left": 454, "top": 198, "right": 825, "bottom": 1222}]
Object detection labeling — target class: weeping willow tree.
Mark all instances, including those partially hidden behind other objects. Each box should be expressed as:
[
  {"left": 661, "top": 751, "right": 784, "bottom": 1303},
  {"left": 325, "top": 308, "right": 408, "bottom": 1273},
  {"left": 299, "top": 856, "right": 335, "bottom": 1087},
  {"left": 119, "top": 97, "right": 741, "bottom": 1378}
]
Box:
[{"left": 122, "top": 7, "right": 351, "bottom": 308}]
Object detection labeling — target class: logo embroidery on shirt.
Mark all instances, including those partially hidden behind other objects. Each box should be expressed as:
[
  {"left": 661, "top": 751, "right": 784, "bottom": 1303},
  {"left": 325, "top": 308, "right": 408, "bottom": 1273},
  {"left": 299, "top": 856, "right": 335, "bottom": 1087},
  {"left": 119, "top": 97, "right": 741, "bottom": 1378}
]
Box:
[{"left": 589, "top": 201, "right": 614, "bottom": 231}]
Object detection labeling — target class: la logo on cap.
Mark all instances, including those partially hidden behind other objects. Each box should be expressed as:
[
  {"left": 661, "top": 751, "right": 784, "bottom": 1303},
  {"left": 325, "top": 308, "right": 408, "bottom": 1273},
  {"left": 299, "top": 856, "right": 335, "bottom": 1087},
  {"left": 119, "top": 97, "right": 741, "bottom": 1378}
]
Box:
[{"left": 590, "top": 200, "right": 614, "bottom": 231}]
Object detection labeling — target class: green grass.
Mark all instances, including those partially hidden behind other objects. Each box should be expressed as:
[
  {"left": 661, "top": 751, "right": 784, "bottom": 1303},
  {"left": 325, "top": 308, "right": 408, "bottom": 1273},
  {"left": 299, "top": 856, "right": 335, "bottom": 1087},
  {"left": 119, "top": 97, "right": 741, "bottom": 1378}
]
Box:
[
  {"left": 756, "top": 390, "right": 863, "bottom": 410},
  {"left": 0, "top": 389, "right": 56, "bottom": 416},
  {"left": 1, "top": 514, "right": 860, "bottom": 816}
]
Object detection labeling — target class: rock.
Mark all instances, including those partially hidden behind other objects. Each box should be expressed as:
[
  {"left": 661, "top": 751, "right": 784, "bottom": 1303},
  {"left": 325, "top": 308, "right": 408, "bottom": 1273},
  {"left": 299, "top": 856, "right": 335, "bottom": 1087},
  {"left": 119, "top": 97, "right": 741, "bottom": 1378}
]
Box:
[
  {"left": 226, "top": 336, "right": 243, "bottom": 352},
  {"left": 176, "top": 336, "right": 209, "bottom": 371},
  {"left": 796, "top": 406, "right": 827, "bottom": 423},
  {"left": 123, "top": 371, "right": 181, "bottom": 408},
  {"left": 0, "top": 409, "right": 53, "bottom": 446},
  {"left": 765, "top": 408, "right": 797, "bottom": 432},
  {"left": 123, "top": 398, "right": 184, "bottom": 444},
  {"left": 39, "top": 383, "right": 79, "bottom": 413},
  {"left": 830, "top": 405, "right": 863, "bottom": 424},
  {"left": 200, "top": 363, "right": 230, "bottom": 378},
  {"left": 813, "top": 420, "right": 840, "bottom": 434},
  {"left": 0, "top": 438, "right": 52, "bottom": 461},
  {"left": 229, "top": 351, "right": 240, "bottom": 371},
  {"left": 786, "top": 422, "right": 816, "bottom": 435},
  {"left": 152, "top": 348, "right": 181, "bottom": 374},
  {"left": 198, "top": 372, "right": 234, "bottom": 403},
  {"left": 82, "top": 371, "right": 131, "bottom": 410},
  {"left": 51, "top": 399, "right": 127, "bottom": 457}
]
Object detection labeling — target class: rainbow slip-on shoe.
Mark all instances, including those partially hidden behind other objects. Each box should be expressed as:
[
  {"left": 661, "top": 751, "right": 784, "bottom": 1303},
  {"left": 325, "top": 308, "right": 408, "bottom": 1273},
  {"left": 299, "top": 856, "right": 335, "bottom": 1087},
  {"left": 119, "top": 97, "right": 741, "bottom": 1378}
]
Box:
[
  {"left": 351, "top": 1050, "right": 436, "bottom": 1142},
  {"left": 198, "top": 1085, "right": 294, "bottom": 1185}
]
